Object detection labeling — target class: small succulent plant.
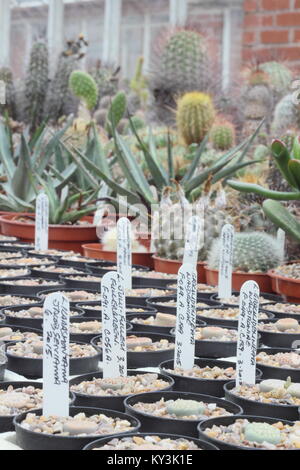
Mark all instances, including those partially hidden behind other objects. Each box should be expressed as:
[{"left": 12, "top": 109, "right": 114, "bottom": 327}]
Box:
[
  {"left": 166, "top": 399, "right": 205, "bottom": 417},
  {"left": 244, "top": 422, "right": 282, "bottom": 445}
]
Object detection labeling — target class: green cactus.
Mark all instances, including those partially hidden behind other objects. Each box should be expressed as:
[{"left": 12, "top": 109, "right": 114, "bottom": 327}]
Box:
[
  {"left": 210, "top": 120, "right": 235, "bottom": 150},
  {"left": 90, "top": 65, "right": 119, "bottom": 107},
  {"left": 24, "top": 42, "right": 49, "bottom": 131},
  {"left": 208, "top": 232, "right": 284, "bottom": 273},
  {"left": 271, "top": 94, "right": 300, "bottom": 135},
  {"left": 106, "top": 91, "right": 127, "bottom": 133},
  {"left": 259, "top": 61, "right": 292, "bottom": 97},
  {"left": 253, "top": 144, "right": 269, "bottom": 160},
  {"left": 69, "top": 70, "right": 98, "bottom": 110},
  {"left": 177, "top": 92, "right": 215, "bottom": 146},
  {"left": 244, "top": 422, "right": 282, "bottom": 445},
  {"left": 0, "top": 67, "right": 16, "bottom": 119},
  {"left": 150, "top": 29, "right": 210, "bottom": 124},
  {"left": 166, "top": 399, "right": 205, "bottom": 417}
]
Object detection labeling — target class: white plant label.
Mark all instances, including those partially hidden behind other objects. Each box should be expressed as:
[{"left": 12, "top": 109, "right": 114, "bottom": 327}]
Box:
[
  {"left": 35, "top": 193, "right": 49, "bottom": 251},
  {"left": 277, "top": 228, "right": 286, "bottom": 259},
  {"left": 218, "top": 224, "right": 234, "bottom": 299},
  {"left": 117, "top": 218, "right": 132, "bottom": 289},
  {"left": 102, "top": 271, "right": 127, "bottom": 379},
  {"left": 174, "top": 264, "right": 197, "bottom": 370},
  {"left": 150, "top": 211, "right": 159, "bottom": 253},
  {"left": 93, "top": 208, "right": 106, "bottom": 227},
  {"left": 43, "top": 293, "right": 70, "bottom": 417},
  {"left": 183, "top": 216, "right": 202, "bottom": 266},
  {"left": 236, "top": 281, "right": 260, "bottom": 387}
]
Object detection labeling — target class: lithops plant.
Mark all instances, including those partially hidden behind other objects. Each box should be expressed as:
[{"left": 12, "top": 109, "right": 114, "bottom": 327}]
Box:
[
  {"left": 275, "top": 318, "right": 299, "bottom": 332},
  {"left": 155, "top": 313, "right": 176, "bottom": 327},
  {"left": 286, "top": 383, "right": 300, "bottom": 398},
  {"left": 201, "top": 326, "right": 225, "bottom": 339},
  {"left": 63, "top": 419, "right": 98, "bottom": 436},
  {"left": 259, "top": 379, "right": 286, "bottom": 393},
  {"left": 244, "top": 422, "right": 282, "bottom": 445},
  {"left": 208, "top": 232, "right": 284, "bottom": 273},
  {"left": 166, "top": 399, "right": 205, "bottom": 417}
]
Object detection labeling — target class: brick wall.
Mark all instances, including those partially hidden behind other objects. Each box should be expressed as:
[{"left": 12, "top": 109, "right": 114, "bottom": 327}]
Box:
[{"left": 243, "top": 0, "right": 300, "bottom": 68}]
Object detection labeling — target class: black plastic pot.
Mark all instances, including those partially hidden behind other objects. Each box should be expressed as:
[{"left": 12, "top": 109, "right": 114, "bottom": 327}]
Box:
[
  {"left": 0, "top": 294, "right": 41, "bottom": 311},
  {"left": 76, "top": 301, "right": 156, "bottom": 318},
  {"left": 92, "top": 331, "right": 175, "bottom": 368},
  {"left": 166, "top": 283, "right": 218, "bottom": 299},
  {"left": 0, "top": 242, "right": 32, "bottom": 250},
  {"left": 27, "top": 249, "right": 66, "bottom": 260},
  {"left": 258, "top": 319, "right": 300, "bottom": 349},
  {"left": 146, "top": 296, "right": 221, "bottom": 314},
  {"left": 0, "top": 277, "right": 66, "bottom": 296},
  {"left": 30, "top": 266, "right": 88, "bottom": 280},
  {"left": 14, "top": 406, "right": 141, "bottom": 450},
  {"left": 37, "top": 287, "right": 101, "bottom": 305},
  {"left": 0, "top": 353, "right": 7, "bottom": 381},
  {"left": 256, "top": 347, "right": 300, "bottom": 381},
  {"left": 169, "top": 324, "right": 239, "bottom": 359},
  {"left": 126, "top": 289, "right": 174, "bottom": 307},
  {"left": 197, "top": 307, "right": 275, "bottom": 328},
  {"left": 0, "top": 323, "right": 42, "bottom": 342},
  {"left": 124, "top": 390, "right": 243, "bottom": 438},
  {"left": 70, "top": 317, "right": 132, "bottom": 343},
  {"left": 0, "top": 259, "right": 56, "bottom": 270},
  {"left": 210, "top": 291, "right": 282, "bottom": 308},
  {"left": 70, "top": 369, "right": 174, "bottom": 412},
  {"left": 159, "top": 358, "right": 263, "bottom": 398},
  {"left": 0, "top": 247, "right": 26, "bottom": 256},
  {"left": 87, "top": 261, "right": 149, "bottom": 276},
  {"left": 261, "top": 302, "right": 300, "bottom": 321},
  {"left": 59, "top": 273, "right": 102, "bottom": 291},
  {"left": 0, "top": 381, "right": 76, "bottom": 432},
  {"left": 5, "top": 340, "right": 101, "bottom": 379},
  {"left": 0, "top": 266, "right": 31, "bottom": 283},
  {"left": 2, "top": 305, "right": 84, "bottom": 330},
  {"left": 83, "top": 431, "right": 219, "bottom": 450},
  {"left": 132, "top": 274, "right": 177, "bottom": 288},
  {"left": 57, "top": 257, "right": 101, "bottom": 269},
  {"left": 224, "top": 379, "right": 300, "bottom": 421},
  {"left": 0, "top": 312, "right": 5, "bottom": 325},
  {"left": 197, "top": 415, "right": 295, "bottom": 450}
]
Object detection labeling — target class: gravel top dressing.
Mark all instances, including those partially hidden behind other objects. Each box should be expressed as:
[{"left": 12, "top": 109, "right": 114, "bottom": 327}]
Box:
[
  {"left": 198, "top": 307, "right": 268, "bottom": 320},
  {"left": 0, "top": 385, "right": 43, "bottom": 415},
  {"left": 3, "top": 306, "right": 79, "bottom": 319},
  {"left": 130, "top": 313, "right": 176, "bottom": 328},
  {"left": 229, "top": 379, "right": 300, "bottom": 406},
  {"left": 258, "top": 318, "right": 300, "bottom": 333},
  {"left": 0, "top": 258, "right": 54, "bottom": 266},
  {"left": 263, "top": 303, "right": 300, "bottom": 314},
  {"left": 91, "top": 434, "right": 201, "bottom": 450},
  {"left": 256, "top": 351, "right": 300, "bottom": 369},
  {"left": 195, "top": 326, "right": 238, "bottom": 342},
  {"left": 96, "top": 335, "right": 175, "bottom": 352},
  {"left": 70, "top": 320, "right": 101, "bottom": 334},
  {"left": 0, "top": 269, "right": 29, "bottom": 278},
  {"left": 39, "top": 290, "right": 101, "bottom": 303},
  {"left": 164, "top": 364, "right": 236, "bottom": 380},
  {"left": 0, "top": 295, "right": 37, "bottom": 306},
  {"left": 7, "top": 339, "right": 97, "bottom": 359},
  {"left": 274, "top": 264, "right": 300, "bottom": 280},
  {"left": 0, "top": 327, "right": 39, "bottom": 342}
]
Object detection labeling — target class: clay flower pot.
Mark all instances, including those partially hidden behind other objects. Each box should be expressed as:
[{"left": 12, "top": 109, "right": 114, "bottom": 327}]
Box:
[
  {"left": 153, "top": 256, "right": 206, "bottom": 283},
  {"left": 268, "top": 269, "right": 300, "bottom": 303},
  {"left": 204, "top": 267, "right": 273, "bottom": 293},
  {"left": 0, "top": 214, "right": 98, "bottom": 254},
  {"left": 82, "top": 243, "right": 154, "bottom": 269}
]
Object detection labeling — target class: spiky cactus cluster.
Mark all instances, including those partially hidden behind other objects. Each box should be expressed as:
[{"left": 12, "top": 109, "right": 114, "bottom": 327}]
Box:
[
  {"left": 23, "top": 42, "right": 49, "bottom": 131},
  {"left": 150, "top": 29, "right": 211, "bottom": 123},
  {"left": 210, "top": 119, "right": 235, "bottom": 150},
  {"left": 208, "top": 232, "right": 283, "bottom": 273},
  {"left": 244, "top": 422, "right": 281, "bottom": 445},
  {"left": 259, "top": 61, "right": 292, "bottom": 98},
  {"left": 90, "top": 65, "right": 119, "bottom": 107},
  {"left": 0, "top": 67, "right": 16, "bottom": 119},
  {"left": 271, "top": 94, "right": 300, "bottom": 135},
  {"left": 177, "top": 92, "right": 215, "bottom": 146},
  {"left": 69, "top": 70, "right": 98, "bottom": 110},
  {"left": 244, "top": 71, "right": 273, "bottom": 120}
]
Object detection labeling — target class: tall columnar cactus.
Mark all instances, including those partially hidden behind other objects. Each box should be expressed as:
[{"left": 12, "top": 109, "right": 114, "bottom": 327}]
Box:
[
  {"left": 69, "top": 70, "right": 98, "bottom": 110},
  {"left": 150, "top": 29, "right": 211, "bottom": 123},
  {"left": 210, "top": 119, "right": 235, "bottom": 151},
  {"left": 208, "top": 232, "right": 283, "bottom": 273},
  {"left": 176, "top": 92, "right": 215, "bottom": 146},
  {"left": 24, "top": 42, "right": 49, "bottom": 131},
  {"left": 0, "top": 67, "right": 16, "bottom": 119},
  {"left": 259, "top": 61, "right": 292, "bottom": 98}
]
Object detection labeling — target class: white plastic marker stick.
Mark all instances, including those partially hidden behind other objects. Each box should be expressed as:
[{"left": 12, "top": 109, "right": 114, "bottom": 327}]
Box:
[
  {"left": 183, "top": 216, "right": 202, "bottom": 266},
  {"left": 150, "top": 211, "right": 159, "bottom": 253},
  {"left": 35, "top": 192, "right": 49, "bottom": 251},
  {"left": 101, "top": 271, "right": 127, "bottom": 379},
  {"left": 236, "top": 280, "right": 260, "bottom": 387},
  {"left": 277, "top": 228, "right": 286, "bottom": 260},
  {"left": 43, "top": 293, "right": 70, "bottom": 417},
  {"left": 218, "top": 224, "right": 234, "bottom": 299},
  {"left": 174, "top": 264, "right": 197, "bottom": 370},
  {"left": 117, "top": 217, "right": 132, "bottom": 289}
]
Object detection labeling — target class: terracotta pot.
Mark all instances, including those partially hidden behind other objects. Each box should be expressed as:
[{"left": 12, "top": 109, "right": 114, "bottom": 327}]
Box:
[
  {"left": 153, "top": 256, "right": 206, "bottom": 283},
  {"left": 82, "top": 243, "right": 154, "bottom": 269},
  {"left": 0, "top": 212, "right": 33, "bottom": 235},
  {"left": 268, "top": 269, "right": 300, "bottom": 303},
  {"left": 204, "top": 267, "right": 274, "bottom": 293},
  {"left": 0, "top": 214, "right": 98, "bottom": 254}
]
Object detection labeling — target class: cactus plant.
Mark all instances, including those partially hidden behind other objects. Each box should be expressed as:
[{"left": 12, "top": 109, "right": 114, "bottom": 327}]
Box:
[
  {"left": 244, "top": 422, "right": 282, "bottom": 445},
  {"left": 150, "top": 29, "right": 211, "bottom": 123},
  {"left": 24, "top": 42, "right": 49, "bottom": 131},
  {"left": 166, "top": 399, "right": 205, "bottom": 417},
  {"left": 208, "top": 232, "right": 283, "bottom": 273},
  {"left": 177, "top": 92, "right": 215, "bottom": 146},
  {"left": 259, "top": 61, "right": 292, "bottom": 98},
  {"left": 69, "top": 70, "right": 98, "bottom": 110},
  {"left": 105, "top": 91, "right": 127, "bottom": 134},
  {"left": 0, "top": 67, "right": 17, "bottom": 119},
  {"left": 210, "top": 119, "right": 235, "bottom": 150},
  {"left": 271, "top": 94, "right": 300, "bottom": 135},
  {"left": 90, "top": 64, "right": 120, "bottom": 107}
]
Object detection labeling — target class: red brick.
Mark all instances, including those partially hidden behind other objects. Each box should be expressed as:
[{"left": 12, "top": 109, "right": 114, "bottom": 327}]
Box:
[
  {"left": 276, "top": 46, "right": 300, "bottom": 60},
  {"left": 244, "top": 0, "right": 258, "bottom": 11},
  {"left": 294, "top": 30, "right": 300, "bottom": 41},
  {"left": 261, "top": 30, "right": 289, "bottom": 43},
  {"left": 244, "top": 13, "right": 261, "bottom": 28},
  {"left": 262, "top": 14, "right": 274, "bottom": 26},
  {"left": 243, "top": 31, "right": 256, "bottom": 44},
  {"left": 295, "top": 0, "right": 300, "bottom": 8},
  {"left": 262, "top": 0, "right": 290, "bottom": 9},
  {"left": 277, "top": 12, "right": 300, "bottom": 26}
]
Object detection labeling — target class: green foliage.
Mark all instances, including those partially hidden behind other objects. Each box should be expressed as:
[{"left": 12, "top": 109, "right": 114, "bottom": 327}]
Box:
[{"left": 69, "top": 70, "right": 98, "bottom": 110}]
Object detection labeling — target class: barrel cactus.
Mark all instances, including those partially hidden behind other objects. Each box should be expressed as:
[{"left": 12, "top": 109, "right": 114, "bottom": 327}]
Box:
[
  {"left": 69, "top": 70, "right": 98, "bottom": 110},
  {"left": 259, "top": 61, "right": 292, "bottom": 98},
  {"left": 208, "top": 232, "right": 284, "bottom": 273},
  {"left": 244, "top": 422, "right": 282, "bottom": 445},
  {"left": 176, "top": 92, "right": 215, "bottom": 146},
  {"left": 271, "top": 94, "right": 300, "bottom": 135},
  {"left": 210, "top": 119, "right": 235, "bottom": 150}
]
